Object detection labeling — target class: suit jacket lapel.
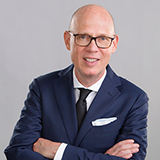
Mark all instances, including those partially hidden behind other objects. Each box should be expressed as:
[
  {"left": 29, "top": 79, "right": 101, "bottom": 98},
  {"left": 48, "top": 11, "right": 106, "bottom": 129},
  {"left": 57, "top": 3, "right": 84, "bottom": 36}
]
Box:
[
  {"left": 52, "top": 65, "right": 78, "bottom": 144},
  {"left": 74, "top": 65, "right": 122, "bottom": 146}
]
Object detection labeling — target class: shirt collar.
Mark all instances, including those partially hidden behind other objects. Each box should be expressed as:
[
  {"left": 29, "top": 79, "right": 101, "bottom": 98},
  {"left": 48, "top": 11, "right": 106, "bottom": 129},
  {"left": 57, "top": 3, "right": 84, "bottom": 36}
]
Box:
[{"left": 73, "top": 68, "right": 107, "bottom": 92}]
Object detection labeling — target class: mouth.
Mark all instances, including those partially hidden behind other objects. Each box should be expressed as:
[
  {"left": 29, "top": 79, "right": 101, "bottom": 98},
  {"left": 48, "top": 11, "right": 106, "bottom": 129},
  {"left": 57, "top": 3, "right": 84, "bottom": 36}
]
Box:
[{"left": 84, "top": 58, "right": 99, "bottom": 63}]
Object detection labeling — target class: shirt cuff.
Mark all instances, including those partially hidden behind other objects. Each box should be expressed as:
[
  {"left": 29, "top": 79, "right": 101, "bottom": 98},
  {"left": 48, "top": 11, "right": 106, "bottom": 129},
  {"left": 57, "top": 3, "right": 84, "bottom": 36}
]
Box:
[{"left": 54, "top": 143, "right": 67, "bottom": 160}]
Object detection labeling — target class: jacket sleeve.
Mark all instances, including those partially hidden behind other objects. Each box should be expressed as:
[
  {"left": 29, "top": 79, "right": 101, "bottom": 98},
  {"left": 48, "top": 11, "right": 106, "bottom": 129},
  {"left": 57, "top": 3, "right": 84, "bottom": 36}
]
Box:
[
  {"left": 4, "top": 79, "right": 50, "bottom": 160},
  {"left": 116, "top": 91, "right": 149, "bottom": 160},
  {"left": 63, "top": 145, "right": 125, "bottom": 160}
]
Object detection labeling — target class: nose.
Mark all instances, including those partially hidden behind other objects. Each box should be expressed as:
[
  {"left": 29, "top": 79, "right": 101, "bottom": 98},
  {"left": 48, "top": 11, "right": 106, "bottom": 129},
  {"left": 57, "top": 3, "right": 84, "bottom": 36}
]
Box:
[{"left": 86, "top": 39, "right": 99, "bottom": 52}]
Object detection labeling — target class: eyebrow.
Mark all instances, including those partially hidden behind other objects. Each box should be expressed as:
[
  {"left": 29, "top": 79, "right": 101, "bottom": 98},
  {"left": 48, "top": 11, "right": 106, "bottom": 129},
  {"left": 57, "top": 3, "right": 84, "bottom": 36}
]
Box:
[{"left": 76, "top": 33, "right": 110, "bottom": 37}]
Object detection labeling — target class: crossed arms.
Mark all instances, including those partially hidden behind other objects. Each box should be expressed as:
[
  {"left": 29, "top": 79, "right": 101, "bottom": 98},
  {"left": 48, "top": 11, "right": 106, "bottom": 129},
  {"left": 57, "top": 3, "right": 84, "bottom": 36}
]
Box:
[
  {"left": 4, "top": 78, "right": 149, "bottom": 160},
  {"left": 33, "top": 138, "right": 139, "bottom": 159}
]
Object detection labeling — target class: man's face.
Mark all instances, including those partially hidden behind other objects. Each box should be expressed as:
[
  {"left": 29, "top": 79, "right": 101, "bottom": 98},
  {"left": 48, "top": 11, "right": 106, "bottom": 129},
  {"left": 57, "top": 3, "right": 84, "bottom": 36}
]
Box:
[{"left": 64, "top": 9, "right": 118, "bottom": 86}]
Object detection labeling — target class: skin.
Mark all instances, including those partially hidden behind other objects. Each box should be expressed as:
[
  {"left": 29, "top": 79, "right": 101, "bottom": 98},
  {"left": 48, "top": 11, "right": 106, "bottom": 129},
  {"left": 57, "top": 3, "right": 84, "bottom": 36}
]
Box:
[
  {"left": 33, "top": 4, "right": 139, "bottom": 159},
  {"left": 33, "top": 138, "right": 61, "bottom": 159},
  {"left": 64, "top": 4, "right": 118, "bottom": 87}
]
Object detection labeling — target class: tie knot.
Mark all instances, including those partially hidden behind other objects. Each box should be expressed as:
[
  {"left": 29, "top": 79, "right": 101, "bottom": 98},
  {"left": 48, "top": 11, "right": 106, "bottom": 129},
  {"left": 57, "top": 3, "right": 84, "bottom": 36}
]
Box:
[{"left": 78, "top": 88, "right": 92, "bottom": 100}]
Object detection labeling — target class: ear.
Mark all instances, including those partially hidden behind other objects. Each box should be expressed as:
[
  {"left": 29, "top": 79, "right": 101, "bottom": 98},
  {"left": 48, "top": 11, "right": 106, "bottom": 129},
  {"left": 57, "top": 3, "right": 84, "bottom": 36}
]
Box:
[
  {"left": 64, "top": 31, "right": 71, "bottom": 50},
  {"left": 111, "top": 34, "right": 119, "bottom": 53}
]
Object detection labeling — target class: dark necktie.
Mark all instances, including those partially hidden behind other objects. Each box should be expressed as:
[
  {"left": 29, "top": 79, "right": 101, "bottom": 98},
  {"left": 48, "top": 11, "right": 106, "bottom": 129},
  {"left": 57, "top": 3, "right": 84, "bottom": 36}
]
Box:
[{"left": 76, "top": 88, "right": 91, "bottom": 131}]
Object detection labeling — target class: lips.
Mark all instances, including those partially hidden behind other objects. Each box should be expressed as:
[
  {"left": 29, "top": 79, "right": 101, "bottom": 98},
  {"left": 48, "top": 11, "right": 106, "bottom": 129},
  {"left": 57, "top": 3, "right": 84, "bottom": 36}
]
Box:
[{"left": 84, "top": 58, "right": 99, "bottom": 63}]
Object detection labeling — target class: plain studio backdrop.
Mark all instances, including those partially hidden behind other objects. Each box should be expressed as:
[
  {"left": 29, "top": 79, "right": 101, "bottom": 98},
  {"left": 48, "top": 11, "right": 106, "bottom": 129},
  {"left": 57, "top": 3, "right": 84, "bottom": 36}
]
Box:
[{"left": 1, "top": 0, "right": 159, "bottom": 159}]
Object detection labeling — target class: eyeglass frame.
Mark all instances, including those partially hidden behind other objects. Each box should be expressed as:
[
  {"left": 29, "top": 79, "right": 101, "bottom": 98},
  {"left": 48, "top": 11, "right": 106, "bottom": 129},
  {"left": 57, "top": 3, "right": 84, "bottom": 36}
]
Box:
[{"left": 68, "top": 31, "right": 116, "bottom": 49}]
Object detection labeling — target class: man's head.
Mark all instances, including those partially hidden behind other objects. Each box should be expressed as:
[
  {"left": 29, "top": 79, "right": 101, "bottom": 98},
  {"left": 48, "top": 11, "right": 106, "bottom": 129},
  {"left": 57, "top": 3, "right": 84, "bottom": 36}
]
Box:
[{"left": 64, "top": 4, "right": 119, "bottom": 87}]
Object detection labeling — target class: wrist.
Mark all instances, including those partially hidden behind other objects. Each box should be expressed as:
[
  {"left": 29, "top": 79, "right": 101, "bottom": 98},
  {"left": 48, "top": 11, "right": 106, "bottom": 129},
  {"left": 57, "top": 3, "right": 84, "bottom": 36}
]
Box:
[{"left": 54, "top": 143, "right": 67, "bottom": 160}]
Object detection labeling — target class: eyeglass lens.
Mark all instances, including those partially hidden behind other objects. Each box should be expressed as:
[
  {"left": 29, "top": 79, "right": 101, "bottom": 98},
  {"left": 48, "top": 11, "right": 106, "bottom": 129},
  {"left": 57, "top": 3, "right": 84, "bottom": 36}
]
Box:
[{"left": 75, "top": 34, "right": 113, "bottom": 48}]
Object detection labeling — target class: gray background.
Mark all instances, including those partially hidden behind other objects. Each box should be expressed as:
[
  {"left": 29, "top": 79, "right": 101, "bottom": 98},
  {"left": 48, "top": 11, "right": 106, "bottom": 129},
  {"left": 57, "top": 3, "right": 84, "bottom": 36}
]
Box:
[{"left": 1, "top": 0, "right": 159, "bottom": 159}]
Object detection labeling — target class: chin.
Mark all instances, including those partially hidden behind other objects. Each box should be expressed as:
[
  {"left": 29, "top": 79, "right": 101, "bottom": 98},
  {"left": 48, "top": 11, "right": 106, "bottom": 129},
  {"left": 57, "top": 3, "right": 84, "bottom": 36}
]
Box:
[{"left": 83, "top": 71, "right": 99, "bottom": 77}]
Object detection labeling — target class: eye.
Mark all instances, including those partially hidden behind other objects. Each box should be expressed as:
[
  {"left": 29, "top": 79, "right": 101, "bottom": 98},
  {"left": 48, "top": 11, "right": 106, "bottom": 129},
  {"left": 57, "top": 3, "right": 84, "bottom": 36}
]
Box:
[
  {"left": 79, "top": 35, "right": 88, "bottom": 40},
  {"left": 100, "top": 36, "right": 107, "bottom": 41}
]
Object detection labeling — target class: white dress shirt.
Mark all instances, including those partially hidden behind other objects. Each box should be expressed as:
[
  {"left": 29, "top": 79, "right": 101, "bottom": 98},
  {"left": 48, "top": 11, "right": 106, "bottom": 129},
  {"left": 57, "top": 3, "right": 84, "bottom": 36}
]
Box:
[{"left": 54, "top": 68, "right": 107, "bottom": 160}]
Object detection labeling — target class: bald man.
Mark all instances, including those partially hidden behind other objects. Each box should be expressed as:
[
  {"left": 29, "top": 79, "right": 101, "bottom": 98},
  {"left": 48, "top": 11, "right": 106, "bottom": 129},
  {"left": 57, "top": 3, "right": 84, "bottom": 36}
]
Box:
[{"left": 5, "top": 4, "right": 148, "bottom": 160}]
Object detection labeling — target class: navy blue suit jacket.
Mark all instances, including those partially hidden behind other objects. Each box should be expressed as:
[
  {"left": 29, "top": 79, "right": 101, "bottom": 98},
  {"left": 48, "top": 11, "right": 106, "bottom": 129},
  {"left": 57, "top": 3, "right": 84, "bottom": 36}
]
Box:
[{"left": 5, "top": 64, "right": 149, "bottom": 160}]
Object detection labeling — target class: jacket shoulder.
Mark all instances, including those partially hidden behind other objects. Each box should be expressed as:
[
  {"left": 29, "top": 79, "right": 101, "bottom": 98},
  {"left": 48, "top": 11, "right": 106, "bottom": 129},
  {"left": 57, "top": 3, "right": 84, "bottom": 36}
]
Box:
[
  {"left": 118, "top": 76, "right": 149, "bottom": 102},
  {"left": 107, "top": 65, "right": 148, "bottom": 97},
  {"left": 34, "top": 64, "right": 73, "bottom": 85}
]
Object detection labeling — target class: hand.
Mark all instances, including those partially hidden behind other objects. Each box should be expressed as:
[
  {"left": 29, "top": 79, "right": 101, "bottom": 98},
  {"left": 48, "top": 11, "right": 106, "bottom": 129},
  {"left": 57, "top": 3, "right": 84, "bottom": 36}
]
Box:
[
  {"left": 33, "top": 138, "right": 61, "bottom": 159},
  {"left": 105, "top": 139, "right": 139, "bottom": 159}
]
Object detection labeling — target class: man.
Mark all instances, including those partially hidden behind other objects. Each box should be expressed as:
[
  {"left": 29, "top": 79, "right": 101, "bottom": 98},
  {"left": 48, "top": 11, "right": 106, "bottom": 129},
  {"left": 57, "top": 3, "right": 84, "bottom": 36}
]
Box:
[{"left": 4, "top": 4, "right": 148, "bottom": 160}]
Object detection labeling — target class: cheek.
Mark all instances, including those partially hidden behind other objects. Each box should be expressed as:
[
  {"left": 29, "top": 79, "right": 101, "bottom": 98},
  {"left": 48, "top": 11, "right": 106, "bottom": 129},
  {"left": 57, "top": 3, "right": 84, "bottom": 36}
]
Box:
[
  {"left": 70, "top": 43, "right": 77, "bottom": 62},
  {"left": 101, "top": 52, "right": 112, "bottom": 66},
  {"left": 102, "top": 50, "right": 111, "bottom": 59},
  {"left": 70, "top": 51, "right": 75, "bottom": 64},
  {"left": 70, "top": 46, "right": 83, "bottom": 62},
  {"left": 106, "top": 53, "right": 111, "bottom": 60},
  {"left": 70, "top": 48, "right": 79, "bottom": 65}
]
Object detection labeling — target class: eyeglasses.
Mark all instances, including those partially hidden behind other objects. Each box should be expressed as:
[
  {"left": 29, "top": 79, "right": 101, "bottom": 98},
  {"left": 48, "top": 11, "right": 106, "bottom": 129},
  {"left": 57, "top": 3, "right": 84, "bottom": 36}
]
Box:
[{"left": 68, "top": 31, "right": 115, "bottom": 49}]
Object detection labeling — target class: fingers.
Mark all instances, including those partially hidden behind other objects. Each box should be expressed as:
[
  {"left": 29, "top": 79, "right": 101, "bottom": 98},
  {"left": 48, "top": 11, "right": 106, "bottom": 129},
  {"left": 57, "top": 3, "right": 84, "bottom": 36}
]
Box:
[
  {"left": 105, "top": 139, "right": 139, "bottom": 159},
  {"left": 111, "top": 139, "right": 139, "bottom": 155}
]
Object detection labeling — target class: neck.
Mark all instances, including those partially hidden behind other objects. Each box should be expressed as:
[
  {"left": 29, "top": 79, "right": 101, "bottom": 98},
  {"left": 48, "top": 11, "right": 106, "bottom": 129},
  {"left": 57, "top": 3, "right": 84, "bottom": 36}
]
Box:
[{"left": 75, "top": 70, "right": 106, "bottom": 88}]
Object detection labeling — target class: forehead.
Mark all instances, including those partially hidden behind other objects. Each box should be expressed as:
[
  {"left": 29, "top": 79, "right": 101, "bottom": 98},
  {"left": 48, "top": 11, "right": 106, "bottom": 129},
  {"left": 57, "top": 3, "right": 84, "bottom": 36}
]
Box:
[
  {"left": 71, "top": 9, "right": 114, "bottom": 36},
  {"left": 78, "top": 19, "right": 111, "bottom": 35}
]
